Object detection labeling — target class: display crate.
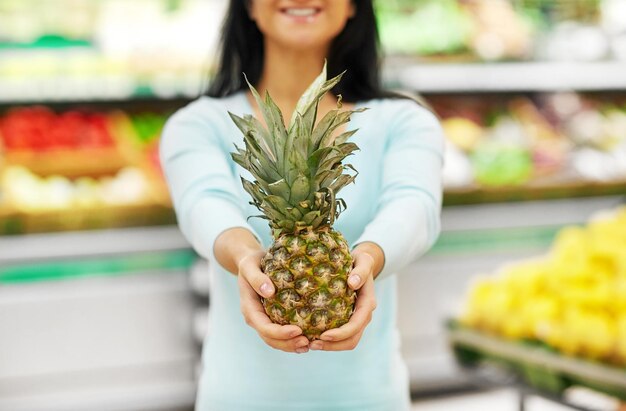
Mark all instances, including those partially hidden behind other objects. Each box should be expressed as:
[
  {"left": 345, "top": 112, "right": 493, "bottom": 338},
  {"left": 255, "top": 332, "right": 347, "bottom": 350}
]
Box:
[
  {"left": 443, "top": 179, "right": 626, "bottom": 205},
  {"left": 1, "top": 147, "right": 128, "bottom": 178},
  {"left": 0, "top": 202, "right": 176, "bottom": 235},
  {"left": 447, "top": 322, "right": 626, "bottom": 408}
]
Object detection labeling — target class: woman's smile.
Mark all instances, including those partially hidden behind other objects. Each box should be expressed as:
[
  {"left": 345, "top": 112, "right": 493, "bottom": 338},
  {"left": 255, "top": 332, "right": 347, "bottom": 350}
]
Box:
[
  {"left": 250, "top": 0, "right": 353, "bottom": 49},
  {"left": 281, "top": 7, "right": 320, "bottom": 16},
  {"left": 279, "top": 5, "right": 323, "bottom": 24}
]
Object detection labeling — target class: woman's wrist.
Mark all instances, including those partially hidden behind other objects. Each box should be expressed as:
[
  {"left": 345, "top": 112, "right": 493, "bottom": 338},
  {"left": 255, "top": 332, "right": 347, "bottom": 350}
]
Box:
[
  {"left": 214, "top": 227, "right": 264, "bottom": 274},
  {"left": 352, "top": 242, "right": 385, "bottom": 279},
  {"left": 235, "top": 249, "right": 266, "bottom": 272}
]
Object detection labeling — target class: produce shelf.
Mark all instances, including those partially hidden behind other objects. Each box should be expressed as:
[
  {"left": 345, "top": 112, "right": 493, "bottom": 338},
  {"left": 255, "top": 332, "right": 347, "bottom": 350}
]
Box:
[
  {"left": 6, "top": 60, "right": 626, "bottom": 105},
  {"left": 0, "top": 224, "right": 188, "bottom": 264},
  {"left": 2, "top": 148, "right": 128, "bottom": 178},
  {"left": 395, "top": 61, "right": 626, "bottom": 93},
  {"left": 447, "top": 323, "right": 626, "bottom": 404},
  {"left": 443, "top": 178, "right": 626, "bottom": 205},
  {"left": 0, "top": 204, "right": 176, "bottom": 241},
  {"left": 0, "top": 248, "right": 196, "bottom": 284},
  {"left": 0, "top": 178, "right": 623, "bottom": 238},
  {"left": 0, "top": 78, "right": 203, "bottom": 105}
]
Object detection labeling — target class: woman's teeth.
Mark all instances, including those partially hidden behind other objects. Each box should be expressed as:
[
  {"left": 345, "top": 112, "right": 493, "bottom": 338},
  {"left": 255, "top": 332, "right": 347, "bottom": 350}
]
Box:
[{"left": 284, "top": 8, "right": 318, "bottom": 17}]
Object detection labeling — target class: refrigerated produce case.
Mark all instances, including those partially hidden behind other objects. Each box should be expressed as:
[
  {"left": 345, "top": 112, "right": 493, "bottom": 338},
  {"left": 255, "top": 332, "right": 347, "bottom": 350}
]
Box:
[
  {"left": 443, "top": 204, "right": 626, "bottom": 409},
  {"left": 0, "top": 227, "right": 200, "bottom": 411},
  {"left": 396, "top": 195, "right": 625, "bottom": 393}
]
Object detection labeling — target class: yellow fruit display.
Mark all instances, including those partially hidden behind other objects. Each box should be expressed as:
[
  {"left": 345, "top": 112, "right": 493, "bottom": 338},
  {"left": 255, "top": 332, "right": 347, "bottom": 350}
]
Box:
[
  {"left": 442, "top": 117, "right": 484, "bottom": 152},
  {"left": 460, "top": 206, "right": 626, "bottom": 366}
]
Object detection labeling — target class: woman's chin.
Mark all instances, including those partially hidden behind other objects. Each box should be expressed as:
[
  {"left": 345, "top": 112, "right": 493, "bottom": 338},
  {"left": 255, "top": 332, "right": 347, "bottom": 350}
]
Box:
[{"left": 274, "top": 35, "right": 333, "bottom": 53}]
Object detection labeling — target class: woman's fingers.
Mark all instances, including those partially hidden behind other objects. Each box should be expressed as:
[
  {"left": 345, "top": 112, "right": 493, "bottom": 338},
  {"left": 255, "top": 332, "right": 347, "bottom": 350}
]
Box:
[
  {"left": 318, "top": 298, "right": 373, "bottom": 342},
  {"left": 237, "top": 250, "right": 377, "bottom": 353},
  {"left": 318, "top": 275, "right": 376, "bottom": 346},
  {"left": 310, "top": 330, "right": 364, "bottom": 352},
  {"left": 260, "top": 334, "right": 311, "bottom": 353},
  {"left": 239, "top": 252, "right": 275, "bottom": 298},
  {"left": 245, "top": 305, "right": 303, "bottom": 340},
  {"left": 347, "top": 252, "right": 374, "bottom": 290},
  {"left": 238, "top": 272, "right": 305, "bottom": 349}
]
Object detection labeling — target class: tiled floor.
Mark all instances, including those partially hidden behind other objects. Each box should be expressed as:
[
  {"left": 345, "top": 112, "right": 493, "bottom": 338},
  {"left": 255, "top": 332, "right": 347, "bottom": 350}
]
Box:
[{"left": 411, "top": 389, "right": 578, "bottom": 411}]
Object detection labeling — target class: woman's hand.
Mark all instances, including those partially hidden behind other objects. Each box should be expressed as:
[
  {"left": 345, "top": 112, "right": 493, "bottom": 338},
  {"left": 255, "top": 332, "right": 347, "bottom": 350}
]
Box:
[
  {"left": 313, "top": 245, "right": 382, "bottom": 351},
  {"left": 237, "top": 250, "right": 310, "bottom": 353}
]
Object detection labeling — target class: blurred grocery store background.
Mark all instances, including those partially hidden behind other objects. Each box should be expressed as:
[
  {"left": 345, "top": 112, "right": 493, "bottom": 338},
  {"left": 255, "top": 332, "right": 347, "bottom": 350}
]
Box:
[{"left": 1, "top": 0, "right": 625, "bottom": 410}]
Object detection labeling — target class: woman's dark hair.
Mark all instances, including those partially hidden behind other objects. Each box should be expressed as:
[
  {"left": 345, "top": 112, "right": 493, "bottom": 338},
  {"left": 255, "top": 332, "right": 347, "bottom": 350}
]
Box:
[{"left": 207, "top": 0, "right": 397, "bottom": 103}]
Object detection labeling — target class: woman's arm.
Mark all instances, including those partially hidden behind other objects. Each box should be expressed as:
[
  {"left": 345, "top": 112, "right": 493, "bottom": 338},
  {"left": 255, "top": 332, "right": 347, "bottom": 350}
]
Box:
[
  {"left": 315, "top": 101, "right": 443, "bottom": 350},
  {"left": 160, "top": 103, "right": 261, "bottom": 262},
  {"left": 160, "top": 103, "right": 309, "bottom": 353},
  {"left": 353, "top": 100, "right": 444, "bottom": 279}
]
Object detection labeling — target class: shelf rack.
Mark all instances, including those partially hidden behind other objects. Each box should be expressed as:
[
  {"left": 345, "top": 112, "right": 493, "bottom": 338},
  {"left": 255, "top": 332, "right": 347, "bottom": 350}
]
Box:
[{"left": 389, "top": 61, "right": 626, "bottom": 93}]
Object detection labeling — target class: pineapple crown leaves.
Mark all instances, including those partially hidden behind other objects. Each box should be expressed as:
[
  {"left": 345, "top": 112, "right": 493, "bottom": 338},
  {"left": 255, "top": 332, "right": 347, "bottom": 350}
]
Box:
[{"left": 229, "top": 62, "right": 367, "bottom": 236}]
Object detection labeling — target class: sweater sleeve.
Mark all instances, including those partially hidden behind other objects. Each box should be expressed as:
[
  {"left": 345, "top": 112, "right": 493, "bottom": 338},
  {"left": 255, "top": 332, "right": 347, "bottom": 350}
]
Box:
[
  {"left": 159, "top": 100, "right": 260, "bottom": 261},
  {"left": 353, "top": 100, "right": 444, "bottom": 279}
]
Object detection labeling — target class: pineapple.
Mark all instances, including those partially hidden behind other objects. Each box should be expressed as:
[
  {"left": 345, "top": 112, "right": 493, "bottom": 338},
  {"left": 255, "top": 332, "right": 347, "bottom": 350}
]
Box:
[{"left": 229, "top": 64, "right": 365, "bottom": 340}]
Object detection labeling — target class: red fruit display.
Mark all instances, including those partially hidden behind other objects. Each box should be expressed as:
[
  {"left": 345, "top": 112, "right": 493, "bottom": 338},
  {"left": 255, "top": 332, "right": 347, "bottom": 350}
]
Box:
[{"left": 0, "top": 106, "right": 114, "bottom": 152}]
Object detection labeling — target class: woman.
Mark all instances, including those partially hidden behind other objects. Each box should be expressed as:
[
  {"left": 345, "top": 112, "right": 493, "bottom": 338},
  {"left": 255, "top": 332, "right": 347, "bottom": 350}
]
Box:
[{"left": 160, "top": 1, "right": 444, "bottom": 410}]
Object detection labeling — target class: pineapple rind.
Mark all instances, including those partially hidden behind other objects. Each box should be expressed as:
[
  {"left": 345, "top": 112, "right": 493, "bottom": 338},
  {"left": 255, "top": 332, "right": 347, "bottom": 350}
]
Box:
[{"left": 262, "top": 229, "right": 355, "bottom": 341}]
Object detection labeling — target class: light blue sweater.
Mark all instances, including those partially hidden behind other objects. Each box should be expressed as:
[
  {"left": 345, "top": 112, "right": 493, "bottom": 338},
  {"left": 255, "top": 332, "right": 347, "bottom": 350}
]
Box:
[{"left": 160, "top": 91, "right": 444, "bottom": 411}]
